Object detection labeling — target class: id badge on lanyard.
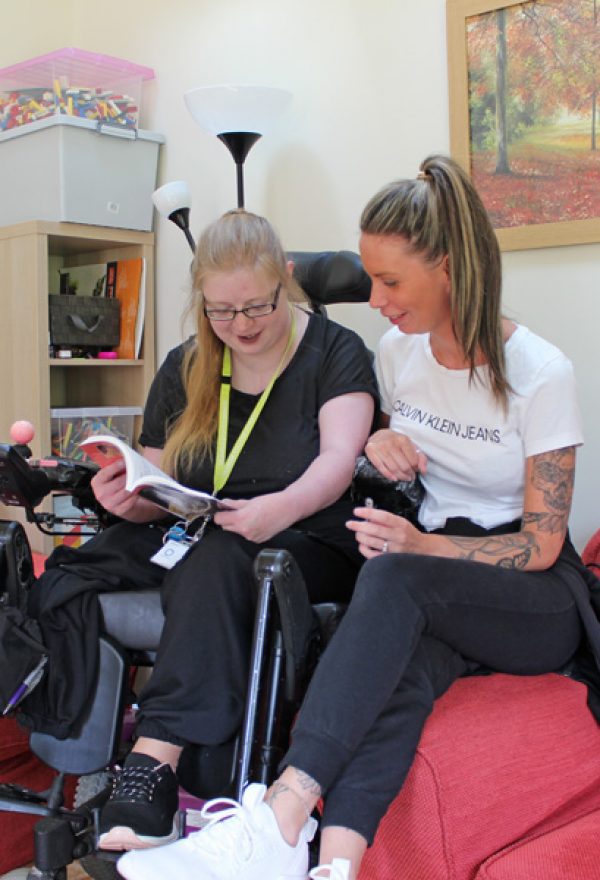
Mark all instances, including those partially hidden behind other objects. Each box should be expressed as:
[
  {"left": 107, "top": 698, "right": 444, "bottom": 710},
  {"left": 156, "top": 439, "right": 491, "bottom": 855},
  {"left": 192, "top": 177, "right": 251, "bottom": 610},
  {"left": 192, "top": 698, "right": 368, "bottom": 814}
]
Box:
[{"left": 151, "top": 517, "right": 210, "bottom": 569}]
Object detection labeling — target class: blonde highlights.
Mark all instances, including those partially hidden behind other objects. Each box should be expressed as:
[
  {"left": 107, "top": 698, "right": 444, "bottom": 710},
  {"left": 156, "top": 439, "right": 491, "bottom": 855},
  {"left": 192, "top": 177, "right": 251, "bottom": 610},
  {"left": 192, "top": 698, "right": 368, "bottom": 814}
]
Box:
[
  {"left": 360, "top": 155, "right": 508, "bottom": 407},
  {"left": 162, "top": 210, "right": 307, "bottom": 477}
]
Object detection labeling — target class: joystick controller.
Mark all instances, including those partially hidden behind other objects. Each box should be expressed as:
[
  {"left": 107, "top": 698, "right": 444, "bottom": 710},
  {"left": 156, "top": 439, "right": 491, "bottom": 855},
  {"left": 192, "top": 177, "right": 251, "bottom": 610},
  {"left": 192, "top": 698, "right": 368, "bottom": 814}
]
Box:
[{"left": 9, "top": 420, "right": 35, "bottom": 460}]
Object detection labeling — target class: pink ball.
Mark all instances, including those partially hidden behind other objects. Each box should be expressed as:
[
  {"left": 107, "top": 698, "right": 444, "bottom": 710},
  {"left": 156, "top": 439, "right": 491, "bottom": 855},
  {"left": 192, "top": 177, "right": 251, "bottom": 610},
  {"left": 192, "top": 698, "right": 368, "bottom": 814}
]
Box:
[{"left": 10, "top": 419, "right": 35, "bottom": 445}]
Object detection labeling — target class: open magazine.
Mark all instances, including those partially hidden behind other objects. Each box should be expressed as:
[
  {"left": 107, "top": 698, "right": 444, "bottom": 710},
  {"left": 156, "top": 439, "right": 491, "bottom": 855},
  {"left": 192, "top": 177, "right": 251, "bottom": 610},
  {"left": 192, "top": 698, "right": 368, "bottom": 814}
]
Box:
[{"left": 79, "top": 434, "right": 232, "bottom": 520}]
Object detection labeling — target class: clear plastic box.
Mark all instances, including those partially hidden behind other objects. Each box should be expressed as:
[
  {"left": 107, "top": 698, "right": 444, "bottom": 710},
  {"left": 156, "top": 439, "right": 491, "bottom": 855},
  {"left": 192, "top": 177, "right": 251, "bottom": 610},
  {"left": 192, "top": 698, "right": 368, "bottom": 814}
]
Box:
[
  {"left": 0, "top": 47, "right": 154, "bottom": 132},
  {"left": 50, "top": 405, "right": 143, "bottom": 460}
]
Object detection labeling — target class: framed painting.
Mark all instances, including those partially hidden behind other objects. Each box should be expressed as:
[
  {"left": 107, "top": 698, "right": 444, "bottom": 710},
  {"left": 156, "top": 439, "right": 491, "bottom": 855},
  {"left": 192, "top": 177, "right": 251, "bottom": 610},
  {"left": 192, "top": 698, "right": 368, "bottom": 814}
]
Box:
[{"left": 447, "top": 0, "right": 600, "bottom": 250}]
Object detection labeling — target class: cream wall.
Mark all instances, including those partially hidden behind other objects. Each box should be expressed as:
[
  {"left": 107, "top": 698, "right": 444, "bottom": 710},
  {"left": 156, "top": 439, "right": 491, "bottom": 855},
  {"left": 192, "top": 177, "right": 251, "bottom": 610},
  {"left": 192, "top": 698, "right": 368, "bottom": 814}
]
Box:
[{"left": 5, "top": 0, "right": 599, "bottom": 550}]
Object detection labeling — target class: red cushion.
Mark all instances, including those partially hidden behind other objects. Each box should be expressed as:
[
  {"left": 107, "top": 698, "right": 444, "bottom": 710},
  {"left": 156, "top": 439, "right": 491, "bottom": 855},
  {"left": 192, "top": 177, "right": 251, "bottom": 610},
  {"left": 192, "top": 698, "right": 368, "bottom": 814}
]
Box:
[
  {"left": 359, "top": 674, "right": 600, "bottom": 880},
  {"left": 32, "top": 552, "right": 46, "bottom": 578},
  {"left": 476, "top": 810, "right": 600, "bottom": 879},
  {"left": 582, "top": 529, "right": 600, "bottom": 574}
]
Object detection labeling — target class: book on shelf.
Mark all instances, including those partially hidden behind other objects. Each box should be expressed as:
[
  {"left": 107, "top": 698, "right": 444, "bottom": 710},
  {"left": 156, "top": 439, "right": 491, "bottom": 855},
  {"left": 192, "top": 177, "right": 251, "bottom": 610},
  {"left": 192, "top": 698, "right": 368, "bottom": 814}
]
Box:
[
  {"left": 79, "top": 434, "right": 232, "bottom": 520},
  {"left": 58, "top": 262, "right": 109, "bottom": 297},
  {"left": 56, "top": 257, "right": 145, "bottom": 358},
  {"left": 114, "top": 257, "right": 145, "bottom": 359}
]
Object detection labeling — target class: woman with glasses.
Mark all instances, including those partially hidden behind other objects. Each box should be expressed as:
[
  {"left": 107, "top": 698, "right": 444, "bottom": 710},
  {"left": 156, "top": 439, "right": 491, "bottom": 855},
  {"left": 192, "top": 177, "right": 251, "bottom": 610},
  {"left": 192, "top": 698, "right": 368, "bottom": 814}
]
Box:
[{"left": 60, "top": 209, "right": 377, "bottom": 850}]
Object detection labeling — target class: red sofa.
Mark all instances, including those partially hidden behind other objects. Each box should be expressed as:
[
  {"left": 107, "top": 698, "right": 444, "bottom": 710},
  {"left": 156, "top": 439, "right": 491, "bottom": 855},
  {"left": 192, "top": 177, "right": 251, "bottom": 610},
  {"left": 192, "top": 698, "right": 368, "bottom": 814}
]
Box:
[{"left": 359, "top": 672, "right": 600, "bottom": 880}]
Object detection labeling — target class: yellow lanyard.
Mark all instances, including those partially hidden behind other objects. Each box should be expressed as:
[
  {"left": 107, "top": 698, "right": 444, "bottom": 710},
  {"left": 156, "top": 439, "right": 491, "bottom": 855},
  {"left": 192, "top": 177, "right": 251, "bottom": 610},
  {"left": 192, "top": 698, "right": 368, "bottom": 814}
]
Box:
[{"left": 213, "top": 308, "right": 297, "bottom": 495}]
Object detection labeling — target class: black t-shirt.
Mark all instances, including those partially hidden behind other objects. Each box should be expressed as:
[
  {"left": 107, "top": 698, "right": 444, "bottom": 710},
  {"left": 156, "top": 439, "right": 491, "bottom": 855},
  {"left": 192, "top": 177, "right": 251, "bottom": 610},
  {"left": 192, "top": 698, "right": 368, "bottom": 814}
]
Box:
[{"left": 139, "top": 312, "right": 378, "bottom": 556}]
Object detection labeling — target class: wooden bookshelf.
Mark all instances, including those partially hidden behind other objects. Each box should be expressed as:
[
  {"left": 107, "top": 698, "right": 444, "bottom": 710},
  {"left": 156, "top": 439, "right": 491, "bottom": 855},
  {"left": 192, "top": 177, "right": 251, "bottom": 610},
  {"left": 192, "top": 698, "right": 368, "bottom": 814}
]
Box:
[{"left": 0, "top": 220, "right": 156, "bottom": 552}]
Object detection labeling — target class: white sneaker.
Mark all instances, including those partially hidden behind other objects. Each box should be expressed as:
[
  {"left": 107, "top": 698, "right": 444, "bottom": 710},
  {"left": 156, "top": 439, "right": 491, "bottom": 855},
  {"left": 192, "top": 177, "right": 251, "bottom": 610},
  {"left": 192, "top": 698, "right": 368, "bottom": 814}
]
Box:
[
  {"left": 117, "top": 782, "right": 317, "bottom": 880},
  {"left": 309, "top": 858, "right": 351, "bottom": 880}
]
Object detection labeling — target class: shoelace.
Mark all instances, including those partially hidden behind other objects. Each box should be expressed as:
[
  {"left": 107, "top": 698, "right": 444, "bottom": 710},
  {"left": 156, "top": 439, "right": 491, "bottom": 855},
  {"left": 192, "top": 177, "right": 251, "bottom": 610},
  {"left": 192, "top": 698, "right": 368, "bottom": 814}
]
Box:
[
  {"left": 309, "top": 857, "right": 351, "bottom": 880},
  {"left": 190, "top": 796, "right": 256, "bottom": 860},
  {"left": 111, "top": 764, "right": 167, "bottom": 803}
]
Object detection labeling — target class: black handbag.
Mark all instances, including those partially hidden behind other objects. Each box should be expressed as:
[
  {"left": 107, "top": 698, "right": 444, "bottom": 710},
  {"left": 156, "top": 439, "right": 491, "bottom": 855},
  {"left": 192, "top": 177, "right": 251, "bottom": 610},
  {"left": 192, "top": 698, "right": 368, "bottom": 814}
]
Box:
[
  {"left": 351, "top": 455, "right": 424, "bottom": 523},
  {"left": 48, "top": 294, "right": 120, "bottom": 348}
]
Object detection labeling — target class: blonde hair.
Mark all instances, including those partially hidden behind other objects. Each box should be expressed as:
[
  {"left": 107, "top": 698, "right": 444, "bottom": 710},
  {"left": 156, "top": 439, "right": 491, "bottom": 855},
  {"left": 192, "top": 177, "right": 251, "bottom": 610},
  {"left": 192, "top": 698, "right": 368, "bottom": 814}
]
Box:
[
  {"left": 162, "top": 209, "right": 308, "bottom": 477},
  {"left": 360, "top": 155, "right": 509, "bottom": 407}
]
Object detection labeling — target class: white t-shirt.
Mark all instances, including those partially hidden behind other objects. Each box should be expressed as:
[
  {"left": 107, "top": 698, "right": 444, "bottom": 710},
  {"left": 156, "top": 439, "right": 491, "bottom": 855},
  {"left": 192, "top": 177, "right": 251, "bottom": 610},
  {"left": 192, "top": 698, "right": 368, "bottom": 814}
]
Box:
[{"left": 376, "top": 324, "right": 583, "bottom": 531}]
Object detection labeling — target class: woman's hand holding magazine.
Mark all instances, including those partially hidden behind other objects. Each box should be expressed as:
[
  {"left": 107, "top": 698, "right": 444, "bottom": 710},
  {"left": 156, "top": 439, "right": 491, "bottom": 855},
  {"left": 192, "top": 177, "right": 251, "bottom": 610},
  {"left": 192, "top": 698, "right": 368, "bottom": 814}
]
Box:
[{"left": 80, "top": 434, "right": 232, "bottom": 520}]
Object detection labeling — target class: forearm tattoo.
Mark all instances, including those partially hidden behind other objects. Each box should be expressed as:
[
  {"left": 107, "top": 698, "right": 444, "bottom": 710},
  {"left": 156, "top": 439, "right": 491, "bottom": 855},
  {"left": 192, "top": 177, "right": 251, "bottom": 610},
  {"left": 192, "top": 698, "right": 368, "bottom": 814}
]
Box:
[
  {"left": 445, "top": 531, "right": 540, "bottom": 569},
  {"left": 444, "top": 448, "right": 575, "bottom": 569}
]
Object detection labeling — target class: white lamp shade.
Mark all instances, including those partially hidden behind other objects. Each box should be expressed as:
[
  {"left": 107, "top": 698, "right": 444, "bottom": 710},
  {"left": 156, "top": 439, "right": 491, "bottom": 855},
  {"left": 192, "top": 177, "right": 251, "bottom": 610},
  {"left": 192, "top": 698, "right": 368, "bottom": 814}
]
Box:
[
  {"left": 183, "top": 85, "right": 292, "bottom": 135},
  {"left": 152, "top": 180, "right": 192, "bottom": 218}
]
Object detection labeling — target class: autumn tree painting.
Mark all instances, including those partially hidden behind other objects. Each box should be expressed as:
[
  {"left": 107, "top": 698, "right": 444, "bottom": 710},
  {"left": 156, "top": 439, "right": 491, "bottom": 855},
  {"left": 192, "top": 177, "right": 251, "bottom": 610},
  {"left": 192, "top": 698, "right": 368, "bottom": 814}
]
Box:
[{"left": 467, "top": 0, "right": 600, "bottom": 228}]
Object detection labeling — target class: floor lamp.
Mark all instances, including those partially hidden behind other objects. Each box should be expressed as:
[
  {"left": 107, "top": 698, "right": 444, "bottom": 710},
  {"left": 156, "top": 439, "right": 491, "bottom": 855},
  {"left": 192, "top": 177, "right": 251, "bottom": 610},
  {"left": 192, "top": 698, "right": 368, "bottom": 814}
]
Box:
[{"left": 183, "top": 84, "right": 292, "bottom": 209}]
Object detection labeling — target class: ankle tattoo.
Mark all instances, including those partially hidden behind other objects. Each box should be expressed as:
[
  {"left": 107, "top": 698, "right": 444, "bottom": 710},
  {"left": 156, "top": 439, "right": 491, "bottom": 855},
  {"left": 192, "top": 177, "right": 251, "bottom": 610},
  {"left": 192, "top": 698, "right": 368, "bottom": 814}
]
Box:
[
  {"left": 294, "top": 769, "right": 322, "bottom": 798},
  {"left": 266, "top": 781, "right": 314, "bottom": 822}
]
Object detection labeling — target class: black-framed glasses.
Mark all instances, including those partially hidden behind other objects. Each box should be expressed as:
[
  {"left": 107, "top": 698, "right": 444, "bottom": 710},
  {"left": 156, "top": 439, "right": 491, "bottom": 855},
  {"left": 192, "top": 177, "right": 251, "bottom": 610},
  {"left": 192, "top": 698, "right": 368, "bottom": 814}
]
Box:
[{"left": 203, "top": 283, "right": 282, "bottom": 321}]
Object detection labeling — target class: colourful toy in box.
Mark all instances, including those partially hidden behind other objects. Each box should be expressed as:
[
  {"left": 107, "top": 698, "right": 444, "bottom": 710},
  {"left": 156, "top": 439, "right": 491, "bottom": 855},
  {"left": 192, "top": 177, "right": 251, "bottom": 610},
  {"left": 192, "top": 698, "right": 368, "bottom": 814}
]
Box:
[
  {"left": 0, "top": 47, "right": 154, "bottom": 132},
  {"left": 50, "top": 406, "right": 142, "bottom": 461}
]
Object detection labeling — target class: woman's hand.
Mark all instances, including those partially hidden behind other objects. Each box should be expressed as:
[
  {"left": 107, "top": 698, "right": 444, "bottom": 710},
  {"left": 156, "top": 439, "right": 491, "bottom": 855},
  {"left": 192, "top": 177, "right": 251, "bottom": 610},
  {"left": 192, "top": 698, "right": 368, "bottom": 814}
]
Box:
[
  {"left": 214, "top": 494, "right": 291, "bottom": 543},
  {"left": 365, "top": 429, "right": 427, "bottom": 481},
  {"left": 348, "top": 447, "right": 577, "bottom": 571},
  {"left": 91, "top": 457, "right": 165, "bottom": 523},
  {"left": 347, "top": 506, "right": 429, "bottom": 559}
]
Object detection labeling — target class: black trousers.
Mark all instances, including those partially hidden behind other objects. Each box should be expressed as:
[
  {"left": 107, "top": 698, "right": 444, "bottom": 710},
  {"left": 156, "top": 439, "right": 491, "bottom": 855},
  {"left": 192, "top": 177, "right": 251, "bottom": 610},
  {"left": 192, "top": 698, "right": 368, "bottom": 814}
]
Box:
[
  {"left": 283, "top": 547, "right": 584, "bottom": 844},
  {"left": 26, "top": 520, "right": 358, "bottom": 741},
  {"left": 135, "top": 525, "right": 359, "bottom": 746}
]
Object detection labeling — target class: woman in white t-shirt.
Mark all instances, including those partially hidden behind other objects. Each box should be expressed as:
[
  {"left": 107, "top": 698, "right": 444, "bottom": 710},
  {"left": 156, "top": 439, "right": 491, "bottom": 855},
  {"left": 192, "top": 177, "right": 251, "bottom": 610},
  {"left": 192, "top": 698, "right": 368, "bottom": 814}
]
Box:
[{"left": 118, "top": 157, "right": 599, "bottom": 880}]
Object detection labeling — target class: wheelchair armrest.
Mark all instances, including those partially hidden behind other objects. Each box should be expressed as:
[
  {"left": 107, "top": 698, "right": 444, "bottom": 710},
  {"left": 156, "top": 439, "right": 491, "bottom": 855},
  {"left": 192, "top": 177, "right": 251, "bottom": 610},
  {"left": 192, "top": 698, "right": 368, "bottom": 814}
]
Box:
[
  {"left": 313, "top": 602, "right": 348, "bottom": 647},
  {"left": 253, "top": 549, "right": 348, "bottom": 701}
]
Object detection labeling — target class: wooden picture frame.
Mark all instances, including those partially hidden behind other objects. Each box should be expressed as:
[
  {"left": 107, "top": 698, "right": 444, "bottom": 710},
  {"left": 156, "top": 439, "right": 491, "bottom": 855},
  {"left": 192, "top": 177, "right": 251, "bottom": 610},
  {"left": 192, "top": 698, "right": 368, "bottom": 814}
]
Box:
[{"left": 447, "top": 0, "right": 600, "bottom": 250}]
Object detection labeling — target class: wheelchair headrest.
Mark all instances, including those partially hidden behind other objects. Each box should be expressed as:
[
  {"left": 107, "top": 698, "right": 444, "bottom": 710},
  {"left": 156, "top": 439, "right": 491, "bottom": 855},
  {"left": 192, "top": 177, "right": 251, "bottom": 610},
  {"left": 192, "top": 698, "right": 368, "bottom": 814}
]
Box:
[{"left": 289, "top": 250, "right": 371, "bottom": 307}]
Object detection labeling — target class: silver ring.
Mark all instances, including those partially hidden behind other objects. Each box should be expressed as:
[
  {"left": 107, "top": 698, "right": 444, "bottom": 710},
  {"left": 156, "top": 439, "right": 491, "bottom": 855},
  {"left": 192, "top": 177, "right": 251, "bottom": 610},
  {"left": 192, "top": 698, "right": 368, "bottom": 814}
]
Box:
[{"left": 382, "top": 541, "right": 389, "bottom": 553}]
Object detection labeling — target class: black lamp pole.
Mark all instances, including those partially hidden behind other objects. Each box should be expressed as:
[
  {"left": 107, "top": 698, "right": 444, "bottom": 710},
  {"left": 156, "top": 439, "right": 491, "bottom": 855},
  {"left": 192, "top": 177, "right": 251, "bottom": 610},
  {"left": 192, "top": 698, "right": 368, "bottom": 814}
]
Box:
[
  {"left": 217, "top": 131, "right": 262, "bottom": 208},
  {"left": 167, "top": 206, "right": 196, "bottom": 252}
]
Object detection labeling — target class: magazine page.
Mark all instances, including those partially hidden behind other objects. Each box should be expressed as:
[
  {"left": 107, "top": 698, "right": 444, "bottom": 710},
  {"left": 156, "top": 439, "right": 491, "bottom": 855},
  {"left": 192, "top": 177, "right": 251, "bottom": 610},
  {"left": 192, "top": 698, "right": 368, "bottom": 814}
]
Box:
[
  {"left": 79, "top": 434, "right": 165, "bottom": 486},
  {"left": 137, "top": 481, "right": 228, "bottom": 519},
  {"left": 79, "top": 434, "right": 231, "bottom": 518}
]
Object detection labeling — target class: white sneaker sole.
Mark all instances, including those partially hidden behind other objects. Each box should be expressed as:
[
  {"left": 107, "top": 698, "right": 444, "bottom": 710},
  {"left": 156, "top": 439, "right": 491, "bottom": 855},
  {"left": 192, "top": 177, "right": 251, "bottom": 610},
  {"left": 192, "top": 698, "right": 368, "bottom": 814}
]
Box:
[{"left": 98, "top": 817, "right": 179, "bottom": 851}]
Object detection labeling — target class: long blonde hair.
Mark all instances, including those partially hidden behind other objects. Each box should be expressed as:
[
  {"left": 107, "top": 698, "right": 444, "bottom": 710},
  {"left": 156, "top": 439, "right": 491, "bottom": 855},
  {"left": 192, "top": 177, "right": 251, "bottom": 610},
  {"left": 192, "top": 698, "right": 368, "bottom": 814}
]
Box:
[
  {"left": 162, "top": 209, "right": 308, "bottom": 477},
  {"left": 360, "top": 155, "right": 509, "bottom": 407}
]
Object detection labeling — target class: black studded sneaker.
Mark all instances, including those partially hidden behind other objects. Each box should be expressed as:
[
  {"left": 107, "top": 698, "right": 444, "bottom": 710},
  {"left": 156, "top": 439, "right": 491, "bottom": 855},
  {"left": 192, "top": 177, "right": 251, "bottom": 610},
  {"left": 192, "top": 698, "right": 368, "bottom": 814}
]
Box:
[{"left": 98, "top": 753, "right": 180, "bottom": 851}]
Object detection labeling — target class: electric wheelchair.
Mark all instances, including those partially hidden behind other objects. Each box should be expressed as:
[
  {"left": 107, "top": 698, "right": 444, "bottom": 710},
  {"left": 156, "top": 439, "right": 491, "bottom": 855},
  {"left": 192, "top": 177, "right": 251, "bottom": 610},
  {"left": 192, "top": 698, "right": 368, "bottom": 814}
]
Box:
[{"left": 0, "top": 250, "right": 372, "bottom": 880}]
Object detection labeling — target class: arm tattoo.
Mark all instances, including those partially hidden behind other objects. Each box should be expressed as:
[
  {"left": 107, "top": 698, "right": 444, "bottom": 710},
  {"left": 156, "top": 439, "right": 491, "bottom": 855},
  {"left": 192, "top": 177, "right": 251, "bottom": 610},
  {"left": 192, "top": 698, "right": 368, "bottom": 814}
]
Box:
[
  {"left": 531, "top": 448, "right": 574, "bottom": 518},
  {"left": 445, "top": 531, "right": 540, "bottom": 569},
  {"left": 443, "top": 448, "right": 575, "bottom": 569},
  {"left": 521, "top": 511, "right": 566, "bottom": 534}
]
